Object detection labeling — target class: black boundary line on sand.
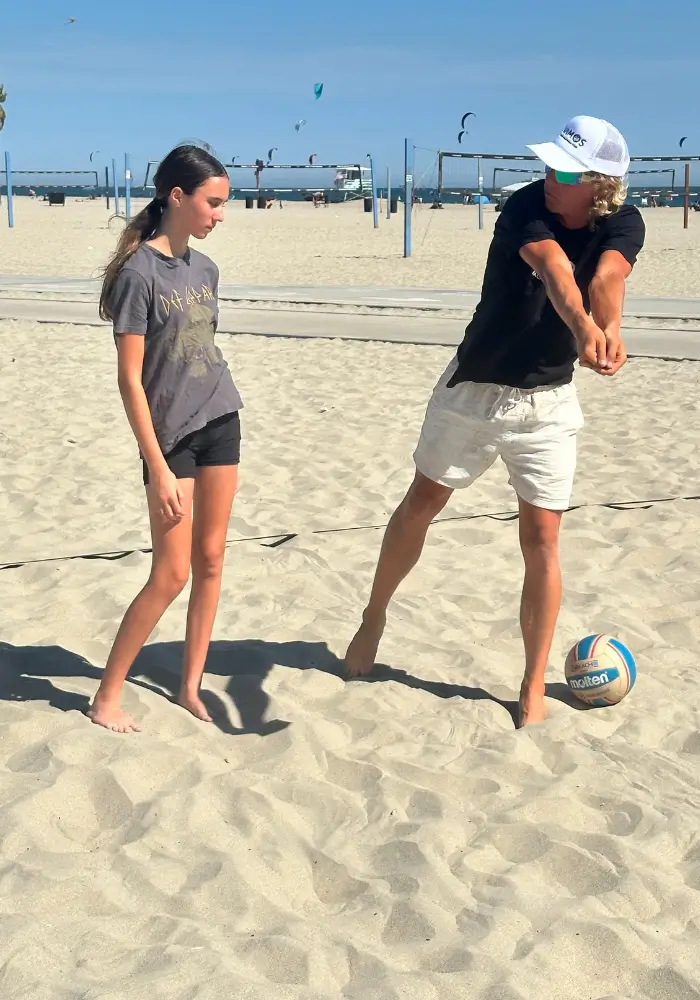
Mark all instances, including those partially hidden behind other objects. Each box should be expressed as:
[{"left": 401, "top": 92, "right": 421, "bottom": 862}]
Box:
[{"left": 2, "top": 493, "right": 700, "bottom": 572}]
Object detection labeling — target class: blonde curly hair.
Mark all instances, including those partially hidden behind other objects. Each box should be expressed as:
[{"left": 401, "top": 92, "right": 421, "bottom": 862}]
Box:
[{"left": 582, "top": 172, "right": 628, "bottom": 223}]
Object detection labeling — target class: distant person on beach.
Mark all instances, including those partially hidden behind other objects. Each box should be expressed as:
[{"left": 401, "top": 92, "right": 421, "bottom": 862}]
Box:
[
  {"left": 344, "top": 116, "right": 645, "bottom": 728},
  {"left": 89, "top": 144, "right": 241, "bottom": 733}
]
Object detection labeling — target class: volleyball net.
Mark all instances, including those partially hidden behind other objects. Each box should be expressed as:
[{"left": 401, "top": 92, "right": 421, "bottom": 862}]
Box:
[
  {"left": 435, "top": 152, "right": 700, "bottom": 204},
  {"left": 0, "top": 169, "right": 99, "bottom": 195},
  {"left": 143, "top": 159, "right": 368, "bottom": 199}
]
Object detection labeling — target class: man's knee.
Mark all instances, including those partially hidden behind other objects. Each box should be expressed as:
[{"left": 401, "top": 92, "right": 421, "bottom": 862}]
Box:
[{"left": 401, "top": 472, "right": 452, "bottom": 522}]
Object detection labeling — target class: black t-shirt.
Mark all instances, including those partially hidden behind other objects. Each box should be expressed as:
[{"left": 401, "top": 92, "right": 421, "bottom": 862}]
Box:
[{"left": 449, "top": 180, "right": 646, "bottom": 389}]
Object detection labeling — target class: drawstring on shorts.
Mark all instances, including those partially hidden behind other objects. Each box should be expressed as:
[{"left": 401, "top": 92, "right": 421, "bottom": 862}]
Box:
[{"left": 486, "top": 386, "right": 521, "bottom": 420}]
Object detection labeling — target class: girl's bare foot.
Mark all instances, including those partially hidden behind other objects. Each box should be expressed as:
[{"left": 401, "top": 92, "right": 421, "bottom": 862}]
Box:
[
  {"left": 344, "top": 611, "right": 386, "bottom": 677},
  {"left": 87, "top": 696, "right": 141, "bottom": 734},
  {"left": 178, "top": 692, "right": 213, "bottom": 722}
]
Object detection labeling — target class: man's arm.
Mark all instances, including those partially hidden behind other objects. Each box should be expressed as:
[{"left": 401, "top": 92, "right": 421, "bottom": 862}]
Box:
[
  {"left": 587, "top": 250, "right": 632, "bottom": 375},
  {"left": 519, "top": 240, "right": 611, "bottom": 372},
  {"left": 589, "top": 249, "right": 630, "bottom": 336}
]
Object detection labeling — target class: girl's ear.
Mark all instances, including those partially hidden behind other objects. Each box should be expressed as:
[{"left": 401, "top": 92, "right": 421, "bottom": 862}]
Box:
[{"left": 169, "top": 186, "right": 184, "bottom": 208}]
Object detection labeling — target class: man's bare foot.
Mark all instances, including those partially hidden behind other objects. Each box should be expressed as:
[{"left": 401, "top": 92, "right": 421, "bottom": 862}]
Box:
[
  {"left": 178, "top": 693, "right": 213, "bottom": 723},
  {"left": 87, "top": 697, "right": 141, "bottom": 734},
  {"left": 518, "top": 682, "right": 547, "bottom": 728},
  {"left": 344, "top": 611, "right": 386, "bottom": 677}
]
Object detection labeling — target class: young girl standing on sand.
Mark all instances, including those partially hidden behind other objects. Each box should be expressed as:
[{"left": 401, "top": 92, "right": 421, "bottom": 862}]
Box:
[{"left": 88, "top": 144, "right": 241, "bottom": 733}]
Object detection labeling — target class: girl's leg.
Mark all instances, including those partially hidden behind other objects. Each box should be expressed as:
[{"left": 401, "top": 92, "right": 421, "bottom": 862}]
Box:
[
  {"left": 88, "top": 479, "right": 195, "bottom": 732},
  {"left": 179, "top": 465, "right": 238, "bottom": 721}
]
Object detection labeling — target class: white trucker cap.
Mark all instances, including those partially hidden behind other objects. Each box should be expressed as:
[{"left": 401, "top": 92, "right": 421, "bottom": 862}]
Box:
[{"left": 528, "top": 115, "right": 630, "bottom": 177}]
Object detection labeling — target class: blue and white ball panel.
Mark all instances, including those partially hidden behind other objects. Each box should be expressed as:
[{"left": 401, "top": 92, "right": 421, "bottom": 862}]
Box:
[
  {"left": 565, "top": 633, "right": 636, "bottom": 706},
  {"left": 573, "top": 634, "right": 600, "bottom": 661},
  {"left": 607, "top": 637, "right": 637, "bottom": 690}
]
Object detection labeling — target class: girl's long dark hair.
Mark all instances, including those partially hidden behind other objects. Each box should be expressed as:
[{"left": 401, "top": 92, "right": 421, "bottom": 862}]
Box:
[{"left": 99, "top": 144, "right": 228, "bottom": 321}]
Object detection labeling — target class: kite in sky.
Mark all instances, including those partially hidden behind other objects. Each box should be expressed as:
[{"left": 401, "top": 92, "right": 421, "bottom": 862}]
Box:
[
  {"left": 679, "top": 136, "right": 688, "bottom": 148},
  {"left": 66, "top": 17, "right": 76, "bottom": 24},
  {"left": 295, "top": 119, "right": 306, "bottom": 132},
  {"left": 308, "top": 153, "right": 317, "bottom": 165},
  {"left": 457, "top": 111, "right": 475, "bottom": 145},
  {"left": 267, "top": 147, "right": 277, "bottom": 163},
  {"left": 314, "top": 82, "right": 324, "bottom": 100}
]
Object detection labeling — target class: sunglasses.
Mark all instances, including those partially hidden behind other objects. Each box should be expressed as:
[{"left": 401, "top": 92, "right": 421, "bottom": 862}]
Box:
[{"left": 546, "top": 167, "right": 583, "bottom": 186}]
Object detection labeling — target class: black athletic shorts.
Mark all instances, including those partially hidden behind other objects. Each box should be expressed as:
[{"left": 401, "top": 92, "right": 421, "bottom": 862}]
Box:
[{"left": 143, "top": 411, "right": 240, "bottom": 485}]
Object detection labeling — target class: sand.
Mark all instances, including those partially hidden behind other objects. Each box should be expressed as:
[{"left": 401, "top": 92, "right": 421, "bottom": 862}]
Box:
[
  {"left": 2, "top": 314, "right": 700, "bottom": 998},
  {"left": 2, "top": 196, "right": 700, "bottom": 298}
]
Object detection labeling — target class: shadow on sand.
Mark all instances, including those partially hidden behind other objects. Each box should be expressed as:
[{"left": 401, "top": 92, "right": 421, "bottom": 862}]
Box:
[{"left": 0, "top": 639, "right": 589, "bottom": 735}]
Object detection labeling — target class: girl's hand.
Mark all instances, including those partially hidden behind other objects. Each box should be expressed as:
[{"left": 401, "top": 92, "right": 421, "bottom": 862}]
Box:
[{"left": 151, "top": 467, "right": 185, "bottom": 522}]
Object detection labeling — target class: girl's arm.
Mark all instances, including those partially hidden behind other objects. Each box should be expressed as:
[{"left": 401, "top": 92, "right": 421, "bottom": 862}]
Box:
[
  {"left": 116, "top": 334, "right": 184, "bottom": 519},
  {"left": 116, "top": 334, "right": 167, "bottom": 473}
]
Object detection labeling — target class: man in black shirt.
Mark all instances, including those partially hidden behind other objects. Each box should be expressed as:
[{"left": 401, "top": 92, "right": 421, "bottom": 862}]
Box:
[{"left": 345, "top": 116, "right": 646, "bottom": 727}]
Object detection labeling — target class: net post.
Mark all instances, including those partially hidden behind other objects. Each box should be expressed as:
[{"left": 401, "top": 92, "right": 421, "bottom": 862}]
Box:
[
  {"left": 404, "top": 138, "right": 413, "bottom": 258},
  {"left": 5, "top": 150, "right": 13, "bottom": 228},
  {"left": 124, "top": 152, "right": 132, "bottom": 219},
  {"left": 112, "top": 158, "right": 120, "bottom": 216},
  {"left": 105, "top": 166, "right": 110, "bottom": 210},
  {"left": 369, "top": 155, "right": 379, "bottom": 228},
  {"left": 477, "top": 157, "right": 484, "bottom": 230},
  {"left": 386, "top": 165, "right": 391, "bottom": 219},
  {"left": 684, "top": 162, "right": 690, "bottom": 230}
]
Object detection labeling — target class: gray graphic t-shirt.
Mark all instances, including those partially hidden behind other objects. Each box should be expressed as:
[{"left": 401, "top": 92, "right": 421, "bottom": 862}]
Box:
[{"left": 109, "top": 244, "right": 243, "bottom": 455}]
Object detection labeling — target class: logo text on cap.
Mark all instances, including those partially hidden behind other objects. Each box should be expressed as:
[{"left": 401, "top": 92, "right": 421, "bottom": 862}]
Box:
[{"left": 560, "top": 126, "right": 587, "bottom": 149}]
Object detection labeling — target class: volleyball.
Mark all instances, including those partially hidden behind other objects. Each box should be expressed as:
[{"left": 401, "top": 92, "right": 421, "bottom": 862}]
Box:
[{"left": 564, "top": 634, "right": 637, "bottom": 706}]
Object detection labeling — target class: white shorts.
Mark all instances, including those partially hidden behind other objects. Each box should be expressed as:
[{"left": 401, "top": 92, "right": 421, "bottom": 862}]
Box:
[{"left": 413, "top": 357, "right": 584, "bottom": 511}]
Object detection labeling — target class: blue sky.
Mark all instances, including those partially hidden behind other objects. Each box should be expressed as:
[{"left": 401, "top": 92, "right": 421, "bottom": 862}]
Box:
[{"left": 1, "top": 0, "right": 699, "bottom": 186}]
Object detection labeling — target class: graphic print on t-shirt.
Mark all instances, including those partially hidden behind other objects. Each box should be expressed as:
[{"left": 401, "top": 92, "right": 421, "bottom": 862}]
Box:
[
  {"left": 156, "top": 285, "right": 220, "bottom": 380},
  {"left": 158, "top": 283, "right": 215, "bottom": 317},
  {"left": 166, "top": 301, "right": 221, "bottom": 379}
]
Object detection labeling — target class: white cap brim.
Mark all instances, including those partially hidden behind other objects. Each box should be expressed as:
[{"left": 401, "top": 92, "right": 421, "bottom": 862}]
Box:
[{"left": 527, "top": 141, "right": 588, "bottom": 173}]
